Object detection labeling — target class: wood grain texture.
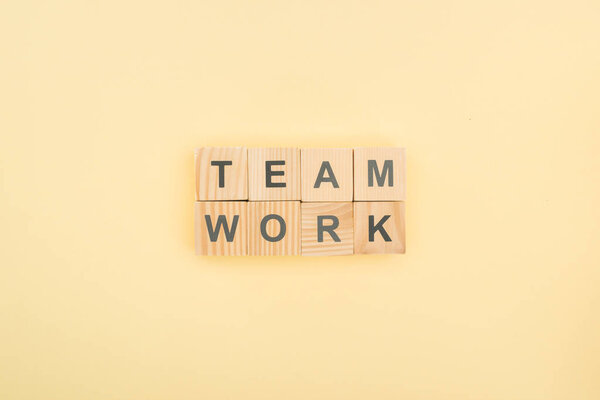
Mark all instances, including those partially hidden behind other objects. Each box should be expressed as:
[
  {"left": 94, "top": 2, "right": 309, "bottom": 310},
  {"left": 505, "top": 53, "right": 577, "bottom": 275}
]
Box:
[
  {"left": 248, "top": 201, "right": 300, "bottom": 256},
  {"left": 195, "top": 147, "right": 248, "bottom": 200},
  {"left": 301, "top": 148, "right": 353, "bottom": 202},
  {"left": 301, "top": 202, "right": 353, "bottom": 256},
  {"left": 353, "top": 147, "right": 406, "bottom": 201},
  {"left": 248, "top": 148, "right": 300, "bottom": 201},
  {"left": 354, "top": 202, "right": 405, "bottom": 254},
  {"left": 195, "top": 201, "right": 248, "bottom": 256}
]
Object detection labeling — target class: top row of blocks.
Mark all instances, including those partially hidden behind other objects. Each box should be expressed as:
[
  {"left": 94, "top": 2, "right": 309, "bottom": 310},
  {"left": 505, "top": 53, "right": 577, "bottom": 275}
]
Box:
[{"left": 195, "top": 147, "right": 406, "bottom": 202}]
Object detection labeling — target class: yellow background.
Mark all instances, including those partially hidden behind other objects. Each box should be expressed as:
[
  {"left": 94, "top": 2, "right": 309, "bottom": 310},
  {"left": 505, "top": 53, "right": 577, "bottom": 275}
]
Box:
[{"left": 1, "top": 1, "right": 599, "bottom": 399}]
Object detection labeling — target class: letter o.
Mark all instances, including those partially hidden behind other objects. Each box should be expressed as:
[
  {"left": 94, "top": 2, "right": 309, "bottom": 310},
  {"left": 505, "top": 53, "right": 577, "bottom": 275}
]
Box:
[{"left": 260, "top": 214, "right": 286, "bottom": 242}]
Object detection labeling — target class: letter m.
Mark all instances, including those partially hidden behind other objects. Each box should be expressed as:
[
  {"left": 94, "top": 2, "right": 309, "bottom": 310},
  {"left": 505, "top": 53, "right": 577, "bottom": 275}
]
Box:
[
  {"left": 204, "top": 215, "right": 239, "bottom": 242},
  {"left": 368, "top": 160, "right": 393, "bottom": 187}
]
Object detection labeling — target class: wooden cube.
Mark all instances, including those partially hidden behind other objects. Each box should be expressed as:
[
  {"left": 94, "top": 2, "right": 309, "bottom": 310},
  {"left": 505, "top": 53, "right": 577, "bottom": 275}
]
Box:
[
  {"left": 301, "top": 148, "right": 353, "bottom": 202},
  {"left": 353, "top": 147, "right": 406, "bottom": 201},
  {"left": 248, "top": 201, "right": 300, "bottom": 256},
  {"left": 195, "top": 147, "right": 248, "bottom": 200},
  {"left": 301, "top": 202, "right": 353, "bottom": 256},
  {"left": 354, "top": 202, "right": 405, "bottom": 254},
  {"left": 195, "top": 201, "right": 248, "bottom": 256},
  {"left": 248, "top": 148, "right": 300, "bottom": 201}
]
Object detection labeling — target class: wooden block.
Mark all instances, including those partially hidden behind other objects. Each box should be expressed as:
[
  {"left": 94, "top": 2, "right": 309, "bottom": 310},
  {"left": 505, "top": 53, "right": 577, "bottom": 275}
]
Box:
[
  {"left": 195, "top": 147, "right": 248, "bottom": 200},
  {"left": 301, "top": 202, "right": 353, "bottom": 256},
  {"left": 354, "top": 202, "right": 405, "bottom": 254},
  {"left": 248, "top": 148, "right": 300, "bottom": 201},
  {"left": 353, "top": 147, "right": 406, "bottom": 201},
  {"left": 248, "top": 201, "right": 300, "bottom": 256},
  {"left": 301, "top": 148, "right": 353, "bottom": 202},
  {"left": 195, "top": 201, "right": 248, "bottom": 255}
]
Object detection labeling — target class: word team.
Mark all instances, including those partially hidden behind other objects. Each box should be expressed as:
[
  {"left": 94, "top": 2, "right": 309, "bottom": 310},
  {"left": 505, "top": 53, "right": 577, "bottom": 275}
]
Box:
[{"left": 194, "top": 147, "right": 406, "bottom": 256}]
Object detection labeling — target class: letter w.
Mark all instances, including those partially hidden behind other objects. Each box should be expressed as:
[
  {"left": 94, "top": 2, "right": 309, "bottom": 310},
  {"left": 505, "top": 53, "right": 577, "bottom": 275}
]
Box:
[{"left": 205, "top": 215, "right": 239, "bottom": 242}]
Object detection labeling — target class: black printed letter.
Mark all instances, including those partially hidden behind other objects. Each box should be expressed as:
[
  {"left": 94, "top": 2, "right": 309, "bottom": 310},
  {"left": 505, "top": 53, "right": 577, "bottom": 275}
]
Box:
[
  {"left": 260, "top": 214, "right": 286, "bottom": 242},
  {"left": 368, "top": 160, "right": 393, "bottom": 187},
  {"left": 317, "top": 215, "right": 340, "bottom": 242},
  {"left": 210, "top": 160, "right": 233, "bottom": 188},
  {"left": 314, "top": 161, "right": 339, "bottom": 189},
  {"left": 266, "top": 161, "right": 286, "bottom": 188},
  {"left": 205, "top": 215, "right": 239, "bottom": 242},
  {"left": 368, "top": 215, "right": 391, "bottom": 242}
]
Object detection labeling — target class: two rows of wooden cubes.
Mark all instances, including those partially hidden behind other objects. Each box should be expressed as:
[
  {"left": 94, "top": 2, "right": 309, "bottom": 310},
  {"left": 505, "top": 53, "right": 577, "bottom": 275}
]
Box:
[{"left": 195, "top": 147, "right": 406, "bottom": 256}]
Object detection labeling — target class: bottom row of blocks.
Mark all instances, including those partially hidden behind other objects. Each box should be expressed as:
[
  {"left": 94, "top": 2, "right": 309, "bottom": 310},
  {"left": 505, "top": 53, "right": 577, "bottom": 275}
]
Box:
[{"left": 195, "top": 201, "right": 405, "bottom": 256}]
